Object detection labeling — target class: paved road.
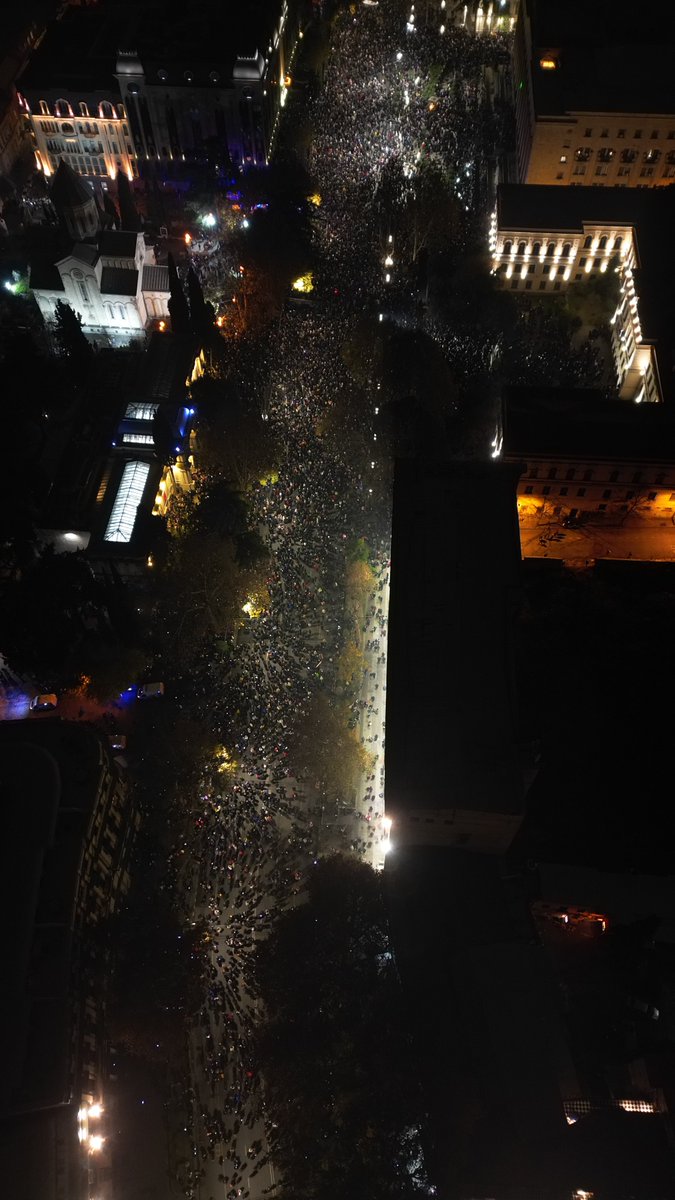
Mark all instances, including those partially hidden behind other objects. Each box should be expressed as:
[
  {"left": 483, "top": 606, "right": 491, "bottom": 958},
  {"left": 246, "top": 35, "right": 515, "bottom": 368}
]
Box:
[{"left": 519, "top": 516, "right": 675, "bottom": 563}]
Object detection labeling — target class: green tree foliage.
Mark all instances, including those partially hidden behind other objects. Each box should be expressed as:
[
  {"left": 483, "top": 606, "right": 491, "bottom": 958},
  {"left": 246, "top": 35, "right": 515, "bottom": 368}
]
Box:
[
  {"left": 286, "top": 692, "right": 374, "bottom": 798},
  {"left": 254, "top": 856, "right": 429, "bottom": 1200},
  {"left": 191, "top": 375, "right": 279, "bottom": 492},
  {"left": 53, "top": 299, "right": 93, "bottom": 366}
]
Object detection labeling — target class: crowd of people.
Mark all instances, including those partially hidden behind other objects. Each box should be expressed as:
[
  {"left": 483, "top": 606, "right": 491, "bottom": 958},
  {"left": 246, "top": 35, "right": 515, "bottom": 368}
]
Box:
[{"left": 166, "top": 2, "right": 512, "bottom": 1197}]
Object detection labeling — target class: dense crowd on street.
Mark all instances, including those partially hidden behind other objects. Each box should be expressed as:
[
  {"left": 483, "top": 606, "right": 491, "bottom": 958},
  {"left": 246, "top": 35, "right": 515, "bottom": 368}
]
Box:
[{"left": 167, "top": 3, "right": 512, "bottom": 1197}]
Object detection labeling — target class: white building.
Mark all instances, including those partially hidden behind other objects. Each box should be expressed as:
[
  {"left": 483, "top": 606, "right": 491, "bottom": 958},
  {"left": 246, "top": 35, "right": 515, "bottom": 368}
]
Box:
[
  {"left": 31, "top": 228, "right": 170, "bottom": 336},
  {"left": 29, "top": 163, "right": 169, "bottom": 338}
]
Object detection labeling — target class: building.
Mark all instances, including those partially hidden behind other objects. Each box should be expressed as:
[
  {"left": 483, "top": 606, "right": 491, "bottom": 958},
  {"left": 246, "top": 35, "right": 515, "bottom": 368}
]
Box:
[
  {"left": 491, "top": 184, "right": 675, "bottom": 404},
  {"left": 33, "top": 332, "right": 200, "bottom": 579},
  {"left": 0, "top": 718, "right": 140, "bottom": 1200},
  {"left": 29, "top": 162, "right": 170, "bottom": 339},
  {"left": 17, "top": 0, "right": 302, "bottom": 181},
  {"left": 513, "top": 0, "right": 675, "bottom": 188},
  {"left": 500, "top": 385, "right": 675, "bottom": 529},
  {"left": 385, "top": 459, "right": 531, "bottom": 856}
]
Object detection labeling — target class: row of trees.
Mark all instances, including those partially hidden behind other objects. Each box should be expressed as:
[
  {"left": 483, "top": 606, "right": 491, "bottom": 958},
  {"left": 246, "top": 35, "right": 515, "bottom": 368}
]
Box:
[{"left": 254, "top": 855, "right": 430, "bottom": 1200}]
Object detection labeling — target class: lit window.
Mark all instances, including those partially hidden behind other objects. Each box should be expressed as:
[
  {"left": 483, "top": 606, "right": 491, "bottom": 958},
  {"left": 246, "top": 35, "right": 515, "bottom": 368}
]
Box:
[
  {"left": 122, "top": 433, "right": 155, "bottom": 445},
  {"left": 124, "top": 402, "right": 160, "bottom": 421},
  {"left": 539, "top": 56, "right": 557, "bottom": 70},
  {"left": 104, "top": 461, "right": 150, "bottom": 543}
]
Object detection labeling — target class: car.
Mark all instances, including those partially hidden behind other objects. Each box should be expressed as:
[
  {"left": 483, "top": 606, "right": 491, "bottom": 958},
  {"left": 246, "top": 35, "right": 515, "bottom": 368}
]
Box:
[
  {"left": 30, "top": 693, "right": 58, "bottom": 712},
  {"left": 137, "top": 681, "right": 165, "bottom": 700}
]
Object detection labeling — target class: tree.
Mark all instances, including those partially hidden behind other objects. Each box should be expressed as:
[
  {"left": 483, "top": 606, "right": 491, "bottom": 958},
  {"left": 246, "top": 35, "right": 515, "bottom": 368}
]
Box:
[
  {"left": 103, "top": 191, "right": 119, "bottom": 229},
  {"left": 186, "top": 265, "right": 211, "bottom": 339},
  {"left": 116, "top": 172, "right": 143, "bottom": 232},
  {"left": 168, "top": 253, "right": 190, "bottom": 336},
  {"left": 287, "top": 692, "right": 374, "bottom": 799},
  {"left": 53, "top": 299, "right": 93, "bottom": 366},
  {"left": 254, "top": 856, "right": 430, "bottom": 1200}
]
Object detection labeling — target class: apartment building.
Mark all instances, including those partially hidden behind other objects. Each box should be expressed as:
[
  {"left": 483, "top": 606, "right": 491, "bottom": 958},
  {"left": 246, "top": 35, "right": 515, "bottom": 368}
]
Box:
[
  {"left": 17, "top": 0, "right": 301, "bottom": 182},
  {"left": 491, "top": 184, "right": 675, "bottom": 405},
  {"left": 513, "top": 0, "right": 675, "bottom": 187}
]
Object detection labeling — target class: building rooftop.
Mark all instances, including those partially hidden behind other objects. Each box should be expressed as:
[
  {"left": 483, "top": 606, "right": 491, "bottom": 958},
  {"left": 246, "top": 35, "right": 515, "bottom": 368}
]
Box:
[
  {"left": 502, "top": 386, "right": 675, "bottom": 461},
  {"left": 19, "top": 0, "right": 285, "bottom": 94},
  {"left": 100, "top": 266, "right": 138, "bottom": 295},
  {"left": 98, "top": 229, "right": 138, "bottom": 258},
  {"left": 385, "top": 459, "right": 526, "bottom": 821},
  {"left": 524, "top": 0, "right": 675, "bottom": 115},
  {"left": 141, "top": 263, "right": 170, "bottom": 293}
]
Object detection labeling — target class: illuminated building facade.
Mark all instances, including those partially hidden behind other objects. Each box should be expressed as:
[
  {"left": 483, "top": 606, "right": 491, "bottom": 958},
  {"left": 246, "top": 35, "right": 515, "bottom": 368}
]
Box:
[
  {"left": 17, "top": 0, "right": 302, "bottom": 180},
  {"left": 513, "top": 0, "right": 675, "bottom": 187},
  {"left": 492, "top": 185, "right": 675, "bottom": 405},
  {"left": 499, "top": 385, "right": 675, "bottom": 529}
]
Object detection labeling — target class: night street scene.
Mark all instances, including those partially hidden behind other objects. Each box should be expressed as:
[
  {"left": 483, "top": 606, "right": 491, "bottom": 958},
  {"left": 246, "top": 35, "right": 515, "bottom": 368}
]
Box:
[{"left": 4, "top": 0, "right": 675, "bottom": 1198}]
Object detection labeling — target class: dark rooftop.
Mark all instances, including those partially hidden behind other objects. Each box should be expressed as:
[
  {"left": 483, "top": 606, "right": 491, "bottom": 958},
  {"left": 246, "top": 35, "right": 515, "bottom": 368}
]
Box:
[
  {"left": 19, "top": 0, "right": 284, "bottom": 93},
  {"left": 98, "top": 229, "right": 138, "bottom": 258},
  {"left": 100, "top": 266, "right": 138, "bottom": 295},
  {"left": 29, "top": 257, "right": 64, "bottom": 291},
  {"left": 502, "top": 386, "right": 675, "bottom": 461},
  {"left": 524, "top": 0, "right": 675, "bottom": 115},
  {"left": 385, "top": 460, "right": 526, "bottom": 821}
]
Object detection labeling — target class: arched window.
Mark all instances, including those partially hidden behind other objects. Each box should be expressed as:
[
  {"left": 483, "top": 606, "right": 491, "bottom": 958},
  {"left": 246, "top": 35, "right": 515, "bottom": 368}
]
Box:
[
  {"left": 80, "top": 102, "right": 89, "bottom": 117},
  {"left": 55, "top": 99, "right": 72, "bottom": 118},
  {"left": 613, "top": 235, "right": 623, "bottom": 250},
  {"left": 546, "top": 241, "right": 555, "bottom": 257},
  {"left": 532, "top": 241, "right": 541, "bottom": 255},
  {"left": 598, "top": 235, "right": 608, "bottom": 250},
  {"left": 503, "top": 239, "right": 512, "bottom": 254},
  {"left": 117, "top": 104, "right": 126, "bottom": 119},
  {"left": 60, "top": 122, "right": 74, "bottom": 134},
  {"left": 118, "top": 304, "right": 126, "bottom": 321},
  {"left": 563, "top": 242, "right": 572, "bottom": 258},
  {"left": 39, "top": 99, "right": 50, "bottom": 115},
  {"left": 517, "top": 240, "right": 526, "bottom": 256},
  {"left": 99, "top": 100, "right": 115, "bottom": 119},
  {"left": 583, "top": 235, "right": 593, "bottom": 249}
]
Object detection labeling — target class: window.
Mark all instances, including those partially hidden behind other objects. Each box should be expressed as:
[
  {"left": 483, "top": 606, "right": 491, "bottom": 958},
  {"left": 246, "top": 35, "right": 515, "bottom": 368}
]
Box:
[
  {"left": 77, "top": 279, "right": 90, "bottom": 305},
  {"left": 528, "top": 468, "right": 538, "bottom": 479},
  {"left": 626, "top": 490, "right": 635, "bottom": 500},
  {"left": 559, "top": 486, "right": 568, "bottom": 495},
  {"left": 125, "top": 401, "right": 160, "bottom": 421},
  {"left": 584, "top": 128, "right": 592, "bottom": 137},
  {"left": 532, "top": 241, "right": 541, "bottom": 255},
  {"left": 598, "top": 235, "right": 608, "bottom": 249},
  {"left": 669, "top": 131, "right": 675, "bottom": 140},
  {"left": 595, "top": 165, "right": 608, "bottom": 176},
  {"left": 600, "top": 128, "right": 608, "bottom": 137},
  {"left": 556, "top": 172, "right": 564, "bottom": 180},
  {"left": 503, "top": 239, "right": 512, "bottom": 255},
  {"left": 655, "top": 472, "right": 665, "bottom": 484},
  {"left": 547, "top": 468, "right": 557, "bottom": 480},
  {"left": 583, "top": 235, "right": 593, "bottom": 249},
  {"left": 632, "top": 471, "right": 643, "bottom": 483},
  {"left": 648, "top": 491, "right": 657, "bottom": 501},
  {"left": 576, "top": 147, "right": 591, "bottom": 161},
  {"left": 644, "top": 149, "right": 661, "bottom": 163},
  {"left": 574, "top": 272, "right": 582, "bottom": 280},
  {"left": 565, "top": 468, "right": 576, "bottom": 480},
  {"left": 99, "top": 100, "right": 115, "bottom": 119},
  {"left": 546, "top": 242, "right": 555, "bottom": 257},
  {"left": 617, "top": 128, "right": 626, "bottom": 138},
  {"left": 579, "top": 256, "right": 587, "bottom": 266},
  {"left": 651, "top": 129, "right": 659, "bottom": 139},
  {"left": 525, "top": 280, "right": 532, "bottom": 290},
  {"left": 618, "top": 166, "right": 631, "bottom": 176},
  {"left": 122, "top": 433, "right": 155, "bottom": 446},
  {"left": 524, "top": 485, "right": 533, "bottom": 494},
  {"left": 602, "top": 489, "right": 612, "bottom": 499},
  {"left": 554, "top": 281, "right": 561, "bottom": 290},
  {"left": 542, "top": 486, "right": 551, "bottom": 495},
  {"left": 609, "top": 470, "right": 619, "bottom": 482},
  {"left": 640, "top": 166, "right": 654, "bottom": 177},
  {"left": 517, "top": 240, "right": 526, "bottom": 256},
  {"left": 583, "top": 469, "right": 594, "bottom": 481},
  {"left": 560, "top": 154, "right": 567, "bottom": 163},
  {"left": 621, "top": 149, "right": 637, "bottom": 162},
  {"left": 577, "top": 488, "right": 586, "bottom": 497},
  {"left": 598, "top": 503, "right": 607, "bottom": 511},
  {"left": 104, "top": 461, "right": 150, "bottom": 543},
  {"left": 634, "top": 129, "right": 642, "bottom": 138},
  {"left": 539, "top": 281, "right": 546, "bottom": 290},
  {"left": 613, "top": 235, "right": 623, "bottom": 249},
  {"left": 510, "top": 279, "right": 518, "bottom": 289},
  {"left": 563, "top": 243, "right": 572, "bottom": 258},
  {"left": 39, "top": 99, "right": 49, "bottom": 115},
  {"left": 79, "top": 102, "right": 89, "bottom": 116}
]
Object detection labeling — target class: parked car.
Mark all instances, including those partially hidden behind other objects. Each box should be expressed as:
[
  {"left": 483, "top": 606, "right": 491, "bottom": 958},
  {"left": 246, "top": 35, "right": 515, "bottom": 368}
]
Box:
[
  {"left": 30, "top": 693, "right": 58, "bottom": 711},
  {"left": 137, "top": 681, "right": 165, "bottom": 700}
]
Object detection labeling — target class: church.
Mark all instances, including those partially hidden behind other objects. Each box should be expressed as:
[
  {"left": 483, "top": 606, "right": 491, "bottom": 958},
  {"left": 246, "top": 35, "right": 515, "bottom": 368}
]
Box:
[{"left": 29, "top": 161, "right": 170, "bottom": 341}]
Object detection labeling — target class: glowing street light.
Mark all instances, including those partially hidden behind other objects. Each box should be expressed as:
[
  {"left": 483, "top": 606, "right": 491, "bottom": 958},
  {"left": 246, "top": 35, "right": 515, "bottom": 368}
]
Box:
[
  {"left": 88, "top": 1103, "right": 103, "bottom": 1119},
  {"left": 202, "top": 212, "right": 217, "bottom": 228},
  {"left": 88, "top": 1135, "right": 104, "bottom": 1153}
]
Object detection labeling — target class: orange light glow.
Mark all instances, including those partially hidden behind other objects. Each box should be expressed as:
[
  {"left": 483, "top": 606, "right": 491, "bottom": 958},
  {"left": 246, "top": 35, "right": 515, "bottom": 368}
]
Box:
[
  {"left": 184, "top": 233, "right": 192, "bottom": 245},
  {"left": 540, "top": 56, "right": 557, "bottom": 70}
]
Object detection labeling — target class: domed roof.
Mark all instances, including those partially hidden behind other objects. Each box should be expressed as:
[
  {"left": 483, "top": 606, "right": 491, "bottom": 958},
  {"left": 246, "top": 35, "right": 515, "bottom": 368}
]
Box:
[{"left": 50, "top": 161, "right": 96, "bottom": 212}]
